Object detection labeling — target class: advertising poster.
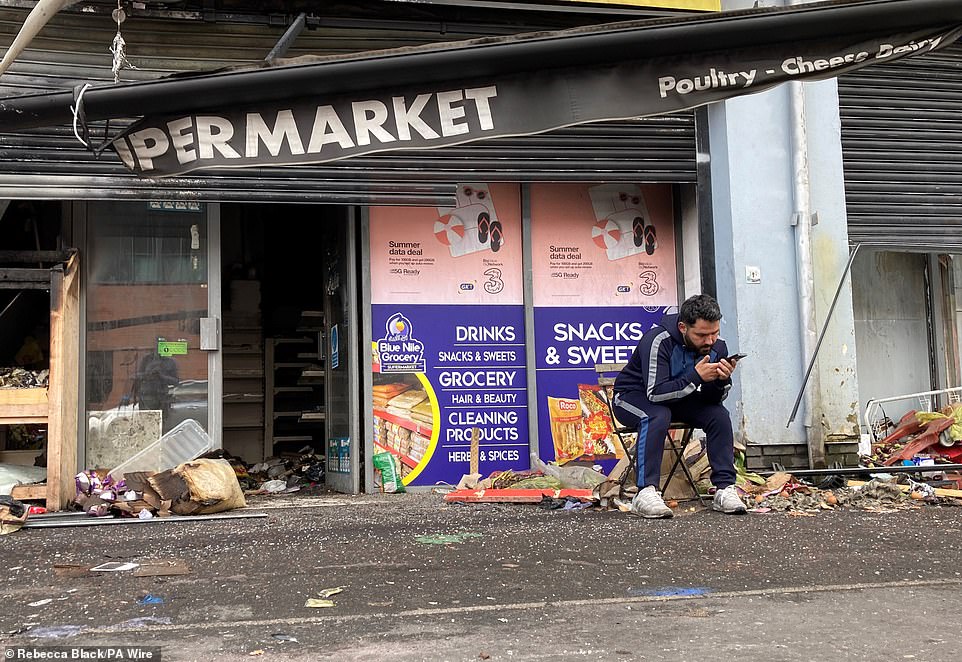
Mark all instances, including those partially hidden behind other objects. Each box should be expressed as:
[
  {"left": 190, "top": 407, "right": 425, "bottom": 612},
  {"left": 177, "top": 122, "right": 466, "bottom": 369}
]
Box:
[
  {"left": 370, "top": 183, "right": 528, "bottom": 486},
  {"left": 531, "top": 183, "right": 678, "bottom": 466}
]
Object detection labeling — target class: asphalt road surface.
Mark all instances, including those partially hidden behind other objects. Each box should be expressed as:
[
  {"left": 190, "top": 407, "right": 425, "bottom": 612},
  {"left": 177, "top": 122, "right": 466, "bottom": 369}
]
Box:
[{"left": 2, "top": 493, "right": 960, "bottom": 661}]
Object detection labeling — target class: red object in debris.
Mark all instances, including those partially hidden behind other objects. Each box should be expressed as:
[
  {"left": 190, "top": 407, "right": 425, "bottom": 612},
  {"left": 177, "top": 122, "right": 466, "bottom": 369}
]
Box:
[
  {"left": 938, "top": 445, "right": 962, "bottom": 462},
  {"left": 27, "top": 506, "right": 47, "bottom": 515},
  {"left": 878, "top": 410, "right": 924, "bottom": 446},
  {"left": 443, "top": 488, "right": 594, "bottom": 503},
  {"left": 883, "top": 416, "right": 955, "bottom": 465}
]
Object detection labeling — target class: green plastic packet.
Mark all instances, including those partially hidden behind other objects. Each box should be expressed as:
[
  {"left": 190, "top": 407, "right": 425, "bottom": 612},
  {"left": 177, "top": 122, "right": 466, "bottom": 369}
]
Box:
[{"left": 373, "top": 452, "right": 406, "bottom": 493}]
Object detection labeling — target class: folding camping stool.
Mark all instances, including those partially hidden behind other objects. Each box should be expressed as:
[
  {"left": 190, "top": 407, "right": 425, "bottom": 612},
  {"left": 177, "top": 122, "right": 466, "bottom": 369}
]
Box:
[{"left": 595, "top": 363, "right": 707, "bottom": 504}]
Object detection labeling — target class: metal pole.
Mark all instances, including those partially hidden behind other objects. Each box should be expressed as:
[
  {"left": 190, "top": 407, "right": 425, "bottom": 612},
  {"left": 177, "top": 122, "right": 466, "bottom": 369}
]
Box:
[
  {"left": 787, "top": 243, "right": 862, "bottom": 427},
  {"left": 23, "top": 511, "right": 268, "bottom": 528},
  {"left": 265, "top": 12, "right": 306, "bottom": 62},
  {"left": 758, "top": 462, "right": 962, "bottom": 478}
]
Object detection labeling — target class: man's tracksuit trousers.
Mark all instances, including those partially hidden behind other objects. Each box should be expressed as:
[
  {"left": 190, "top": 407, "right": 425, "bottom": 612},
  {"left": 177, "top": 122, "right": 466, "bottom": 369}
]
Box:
[{"left": 613, "top": 389, "right": 736, "bottom": 490}]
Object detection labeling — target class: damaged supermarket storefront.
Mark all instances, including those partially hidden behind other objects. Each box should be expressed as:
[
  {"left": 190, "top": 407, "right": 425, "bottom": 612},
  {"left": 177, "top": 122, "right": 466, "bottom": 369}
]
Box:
[{"left": 2, "top": 0, "right": 962, "bottom": 504}]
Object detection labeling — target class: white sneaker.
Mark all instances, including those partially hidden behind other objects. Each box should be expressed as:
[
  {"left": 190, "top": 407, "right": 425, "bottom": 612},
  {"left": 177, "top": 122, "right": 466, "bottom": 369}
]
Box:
[
  {"left": 630, "top": 486, "right": 673, "bottom": 519},
  {"left": 712, "top": 485, "right": 747, "bottom": 514}
]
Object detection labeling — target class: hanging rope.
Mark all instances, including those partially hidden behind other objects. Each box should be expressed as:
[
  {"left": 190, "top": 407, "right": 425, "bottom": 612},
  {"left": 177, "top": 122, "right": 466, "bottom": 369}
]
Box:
[
  {"left": 110, "top": 2, "right": 138, "bottom": 83},
  {"left": 70, "top": 82, "right": 116, "bottom": 157},
  {"left": 68, "top": 2, "right": 131, "bottom": 155},
  {"left": 70, "top": 83, "right": 91, "bottom": 147}
]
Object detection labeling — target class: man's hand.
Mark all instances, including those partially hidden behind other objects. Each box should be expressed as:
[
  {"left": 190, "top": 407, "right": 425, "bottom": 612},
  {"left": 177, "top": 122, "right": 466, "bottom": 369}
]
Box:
[
  {"left": 717, "top": 357, "right": 738, "bottom": 380},
  {"left": 695, "top": 355, "right": 719, "bottom": 382},
  {"left": 695, "top": 355, "right": 738, "bottom": 382}
]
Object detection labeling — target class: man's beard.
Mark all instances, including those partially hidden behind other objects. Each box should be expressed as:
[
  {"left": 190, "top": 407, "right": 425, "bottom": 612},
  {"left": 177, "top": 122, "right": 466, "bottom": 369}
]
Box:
[{"left": 683, "top": 332, "right": 712, "bottom": 355}]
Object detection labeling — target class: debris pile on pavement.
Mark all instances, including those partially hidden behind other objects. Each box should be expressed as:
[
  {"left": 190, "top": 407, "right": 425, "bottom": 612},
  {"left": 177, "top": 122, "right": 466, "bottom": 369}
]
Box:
[
  {"left": 489, "top": 470, "right": 563, "bottom": 490},
  {"left": 231, "top": 447, "right": 326, "bottom": 494},
  {"left": 735, "top": 472, "right": 951, "bottom": 515},
  {"left": 442, "top": 438, "right": 962, "bottom": 516},
  {"left": 0, "top": 366, "right": 49, "bottom": 388},
  {"left": 865, "top": 404, "right": 962, "bottom": 468},
  {"left": 0, "top": 494, "right": 28, "bottom": 534},
  {"left": 63, "top": 444, "right": 325, "bottom": 520},
  {"left": 74, "top": 458, "right": 246, "bottom": 518},
  {"left": 441, "top": 458, "right": 603, "bottom": 505}
]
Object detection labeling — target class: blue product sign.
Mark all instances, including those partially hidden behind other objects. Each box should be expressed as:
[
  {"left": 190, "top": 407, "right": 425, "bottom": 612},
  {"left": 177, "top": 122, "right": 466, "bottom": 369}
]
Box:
[
  {"left": 330, "top": 324, "right": 340, "bottom": 370},
  {"left": 533, "top": 305, "right": 670, "bottom": 465},
  {"left": 372, "top": 304, "right": 528, "bottom": 486}
]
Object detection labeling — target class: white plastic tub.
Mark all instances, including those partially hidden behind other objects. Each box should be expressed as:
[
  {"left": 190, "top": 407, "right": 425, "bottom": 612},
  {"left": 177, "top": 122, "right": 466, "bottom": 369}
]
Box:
[{"left": 107, "top": 419, "right": 213, "bottom": 480}]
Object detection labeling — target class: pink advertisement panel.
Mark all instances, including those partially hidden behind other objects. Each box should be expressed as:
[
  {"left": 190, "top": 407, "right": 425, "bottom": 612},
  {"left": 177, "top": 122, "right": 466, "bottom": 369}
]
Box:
[
  {"left": 370, "top": 183, "right": 523, "bottom": 306},
  {"left": 530, "top": 183, "right": 678, "bottom": 307}
]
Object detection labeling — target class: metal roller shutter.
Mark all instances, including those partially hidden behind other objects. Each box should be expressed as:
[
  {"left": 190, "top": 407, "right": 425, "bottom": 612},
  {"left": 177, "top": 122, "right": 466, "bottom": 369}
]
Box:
[
  {"left": 839, "top": 45, "right": 962, "bottom": 251},
  {"left": 0, "top": 7, "right": 695, "bottom": 204}
]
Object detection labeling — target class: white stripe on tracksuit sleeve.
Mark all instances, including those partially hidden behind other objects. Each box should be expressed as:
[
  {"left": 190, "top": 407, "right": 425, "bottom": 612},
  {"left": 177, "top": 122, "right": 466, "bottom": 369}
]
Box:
[{"left": 645, "top": 330, "right": 698, "bottom": 402}]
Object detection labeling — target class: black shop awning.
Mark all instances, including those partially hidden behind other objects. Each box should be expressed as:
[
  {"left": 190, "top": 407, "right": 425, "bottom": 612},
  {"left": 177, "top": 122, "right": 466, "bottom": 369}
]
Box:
[{"left": 2, "top": 0, "right": 961, "bottom": 177}]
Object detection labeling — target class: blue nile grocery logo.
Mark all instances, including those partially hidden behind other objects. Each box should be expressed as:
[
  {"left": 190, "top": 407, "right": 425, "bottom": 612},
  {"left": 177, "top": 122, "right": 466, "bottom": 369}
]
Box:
[{"left": 377, "top": 313, "right": 426, "bottom": 373}]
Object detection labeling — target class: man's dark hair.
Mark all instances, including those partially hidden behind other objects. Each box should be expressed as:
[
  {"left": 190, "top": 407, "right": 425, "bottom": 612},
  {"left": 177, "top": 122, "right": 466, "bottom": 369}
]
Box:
[{"left": 678, "top": 294, "right": 722, "bottom": 325}]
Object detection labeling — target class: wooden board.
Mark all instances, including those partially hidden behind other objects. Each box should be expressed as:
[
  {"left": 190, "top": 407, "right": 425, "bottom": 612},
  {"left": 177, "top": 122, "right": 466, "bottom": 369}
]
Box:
[
  {"left": 0, "top": 388, "right": 48, "bottom": 405},
  {"left": 0, "top": 387, "right": 49, "bottom": 424},
  {"left": 11, "top": 484, "right": 47, "bottom": 501},
  {"left": 46, "top": 255, "right": 80, "bottom": 511}
]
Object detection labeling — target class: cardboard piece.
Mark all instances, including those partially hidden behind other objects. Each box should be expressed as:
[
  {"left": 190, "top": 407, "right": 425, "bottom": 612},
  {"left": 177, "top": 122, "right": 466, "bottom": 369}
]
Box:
[
  {"left": 607, "top": 456, "right": 632, "bottom": 483},
  {"left": 456, "top": 473, "right": 483, "bottom": 490},
  {"left": 660, "top": 444, "right": 711, "bottom": 500},
  {"left": 0, "top": 499, "right": 27, "bottom": 534}
]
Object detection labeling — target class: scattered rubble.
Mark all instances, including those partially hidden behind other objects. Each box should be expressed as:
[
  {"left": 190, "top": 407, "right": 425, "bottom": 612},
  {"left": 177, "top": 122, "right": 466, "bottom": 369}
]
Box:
[
  {"left": 441, "top": 442, "right": 962, "bottom": 516},
  {"left": 735, "top": 472, "right": 948, "bottom": 515},
  {"left": 230, "top": 448, "right": 326, "bottom": 494},
  {"left": 0, "top": 367, "right": 48, "bottom": 388}
]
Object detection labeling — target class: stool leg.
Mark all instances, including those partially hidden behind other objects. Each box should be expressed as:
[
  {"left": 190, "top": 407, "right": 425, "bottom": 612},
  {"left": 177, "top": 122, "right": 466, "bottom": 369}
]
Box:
[
  {"left": 662, "top": 428, "right": 708, "bottom": 504},
  {"left": 617, "top": 436, "right": 637, "bottom": 489},
  {"left": 661, "top": 440, "right": 684, "bottom": 493}
]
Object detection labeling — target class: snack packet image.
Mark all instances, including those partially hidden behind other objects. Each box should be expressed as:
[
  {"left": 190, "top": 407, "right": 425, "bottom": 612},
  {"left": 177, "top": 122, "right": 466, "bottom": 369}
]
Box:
[
  {"left": 547, "top": 396, "right": 586, "bottom": 465},
  {"left": 578, "top": 383, "right": 621, "bottom": 458}
]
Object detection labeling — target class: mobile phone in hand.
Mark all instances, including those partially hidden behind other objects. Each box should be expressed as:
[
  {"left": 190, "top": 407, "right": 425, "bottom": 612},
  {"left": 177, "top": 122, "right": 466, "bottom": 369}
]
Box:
[{"left": 724, "top": 353, "right": 747, "bottom": 361}]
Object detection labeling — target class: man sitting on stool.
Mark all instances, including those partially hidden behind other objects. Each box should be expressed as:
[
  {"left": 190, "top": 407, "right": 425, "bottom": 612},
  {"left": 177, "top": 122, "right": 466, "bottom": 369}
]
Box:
[{"left": 613, "top": 293, "right": 746, "bottom": 518}]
